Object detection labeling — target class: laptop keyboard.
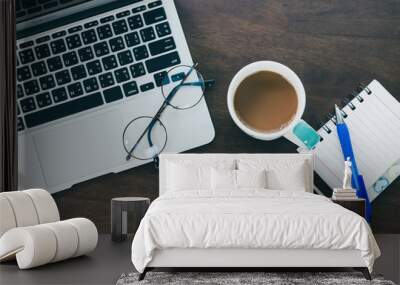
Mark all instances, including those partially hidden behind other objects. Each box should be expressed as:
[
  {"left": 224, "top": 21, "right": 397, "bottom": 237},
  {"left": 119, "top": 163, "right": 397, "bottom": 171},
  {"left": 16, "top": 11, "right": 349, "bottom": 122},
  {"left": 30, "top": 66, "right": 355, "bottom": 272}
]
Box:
[{"left": 17, "top": 0, "right": 181, "bottom": 131}]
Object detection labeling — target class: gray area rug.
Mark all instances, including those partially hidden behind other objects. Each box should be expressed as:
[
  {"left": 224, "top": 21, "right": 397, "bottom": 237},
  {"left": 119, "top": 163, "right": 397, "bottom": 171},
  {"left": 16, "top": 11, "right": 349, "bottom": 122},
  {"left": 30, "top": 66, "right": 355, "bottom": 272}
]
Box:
[{"left": 116, "top": 272, "right": 396, "bottom": 285}]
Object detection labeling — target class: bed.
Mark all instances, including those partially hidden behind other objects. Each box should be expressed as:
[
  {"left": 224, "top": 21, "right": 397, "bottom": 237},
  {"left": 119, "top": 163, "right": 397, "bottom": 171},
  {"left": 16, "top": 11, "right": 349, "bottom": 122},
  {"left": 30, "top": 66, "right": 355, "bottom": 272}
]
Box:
[{"left": 131, "top": 153, "right": 380, "bottom": 280}]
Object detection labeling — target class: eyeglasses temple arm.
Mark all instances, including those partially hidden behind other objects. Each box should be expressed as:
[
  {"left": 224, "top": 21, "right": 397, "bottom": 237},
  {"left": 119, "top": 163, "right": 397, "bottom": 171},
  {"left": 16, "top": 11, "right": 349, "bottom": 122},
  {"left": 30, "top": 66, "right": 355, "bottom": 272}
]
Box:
[{"left": 125, "top": 63, "right": 198, "bottom": 160}]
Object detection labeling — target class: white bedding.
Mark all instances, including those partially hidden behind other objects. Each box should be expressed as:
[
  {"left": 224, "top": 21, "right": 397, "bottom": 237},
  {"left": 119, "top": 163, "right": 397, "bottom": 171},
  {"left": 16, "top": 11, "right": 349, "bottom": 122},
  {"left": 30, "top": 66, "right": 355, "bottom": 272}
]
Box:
[{"left": 131, "top": 190, "right": 380, "bottom": 273}]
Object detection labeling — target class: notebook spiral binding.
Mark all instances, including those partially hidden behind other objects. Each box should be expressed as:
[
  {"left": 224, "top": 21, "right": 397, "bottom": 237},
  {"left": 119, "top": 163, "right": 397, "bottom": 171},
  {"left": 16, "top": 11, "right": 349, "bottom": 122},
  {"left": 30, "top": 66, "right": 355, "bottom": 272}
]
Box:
[{"left": 320, "top": 83, "right": 372, "bottom": 134}]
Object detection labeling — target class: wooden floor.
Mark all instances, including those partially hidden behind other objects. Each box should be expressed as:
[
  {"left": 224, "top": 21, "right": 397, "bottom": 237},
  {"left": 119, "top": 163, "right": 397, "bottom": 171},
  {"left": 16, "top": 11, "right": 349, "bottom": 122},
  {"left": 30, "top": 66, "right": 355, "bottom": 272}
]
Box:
[
  {"left": 0, "top": 234, "right": 399, "bottom": 285},
  {"left": 0, "top": 235, "right": 133, "bottom": 285}
]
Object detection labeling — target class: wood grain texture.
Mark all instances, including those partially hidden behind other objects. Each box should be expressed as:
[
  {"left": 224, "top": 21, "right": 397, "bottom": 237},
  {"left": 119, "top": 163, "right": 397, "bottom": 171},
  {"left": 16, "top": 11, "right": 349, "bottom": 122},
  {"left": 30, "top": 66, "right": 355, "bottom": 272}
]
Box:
[{"left": 53, "top": 0, "right": 400, "bottom": 233}]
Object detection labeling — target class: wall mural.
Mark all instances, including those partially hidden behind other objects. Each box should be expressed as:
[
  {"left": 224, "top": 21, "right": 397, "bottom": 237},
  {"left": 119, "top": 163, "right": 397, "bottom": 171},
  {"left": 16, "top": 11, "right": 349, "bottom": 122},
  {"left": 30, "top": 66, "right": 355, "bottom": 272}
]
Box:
[{"left": 15, "top": 0, "right": 400, "bottom": 233}]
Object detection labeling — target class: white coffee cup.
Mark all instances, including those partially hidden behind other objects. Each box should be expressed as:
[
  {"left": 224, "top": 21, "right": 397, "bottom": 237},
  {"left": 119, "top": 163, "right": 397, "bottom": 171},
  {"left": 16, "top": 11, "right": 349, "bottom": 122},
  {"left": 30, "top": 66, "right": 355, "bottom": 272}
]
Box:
[{"left": 227, "top": 61, "right": 320, "bottom": 149}]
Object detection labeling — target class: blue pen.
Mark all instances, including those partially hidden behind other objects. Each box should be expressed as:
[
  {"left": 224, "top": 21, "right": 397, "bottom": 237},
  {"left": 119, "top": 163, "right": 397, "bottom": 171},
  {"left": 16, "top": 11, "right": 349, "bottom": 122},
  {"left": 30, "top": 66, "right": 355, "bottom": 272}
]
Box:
[{"left": 334, "top": 105, "right": 372, "bottom": 223}]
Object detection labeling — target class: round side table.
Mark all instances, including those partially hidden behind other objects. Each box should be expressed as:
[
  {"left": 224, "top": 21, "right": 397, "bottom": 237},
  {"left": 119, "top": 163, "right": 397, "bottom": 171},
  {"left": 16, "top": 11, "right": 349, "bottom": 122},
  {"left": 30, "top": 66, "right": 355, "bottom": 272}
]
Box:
[{"left": 111, "top": 197, "right": 150, "bottom": 242}]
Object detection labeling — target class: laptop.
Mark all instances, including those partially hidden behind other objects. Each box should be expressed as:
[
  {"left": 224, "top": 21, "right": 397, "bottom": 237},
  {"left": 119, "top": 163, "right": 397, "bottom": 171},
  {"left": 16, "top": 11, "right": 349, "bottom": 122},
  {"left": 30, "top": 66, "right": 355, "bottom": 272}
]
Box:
[{"left": 16, "top": 0, "right": 215, "bottom": 193}]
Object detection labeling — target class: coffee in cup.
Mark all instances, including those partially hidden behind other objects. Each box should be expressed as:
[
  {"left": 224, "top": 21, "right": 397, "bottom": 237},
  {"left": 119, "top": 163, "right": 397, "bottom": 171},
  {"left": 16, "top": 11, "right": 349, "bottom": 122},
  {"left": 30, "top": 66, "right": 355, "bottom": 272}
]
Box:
[
  {"left": 227, "top": 61, "right": 320, "bottom": 150},
  {"left": 233, "top": 71, "right": 298, "bottom": 133}
]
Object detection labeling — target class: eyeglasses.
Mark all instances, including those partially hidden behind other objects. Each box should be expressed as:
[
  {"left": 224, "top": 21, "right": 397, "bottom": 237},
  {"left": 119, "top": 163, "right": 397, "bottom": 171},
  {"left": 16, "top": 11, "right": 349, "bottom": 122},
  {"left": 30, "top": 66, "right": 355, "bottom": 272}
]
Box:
[{"left": 122, "top": 63, "right": 214, "bottom": 166}]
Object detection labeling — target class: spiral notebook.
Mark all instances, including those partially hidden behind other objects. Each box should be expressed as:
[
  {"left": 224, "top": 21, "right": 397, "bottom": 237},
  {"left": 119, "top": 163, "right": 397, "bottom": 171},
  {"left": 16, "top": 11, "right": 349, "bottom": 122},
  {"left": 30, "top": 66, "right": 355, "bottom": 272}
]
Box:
[{"left": 298, "top": 80, "right": 400, "bottom": 201}]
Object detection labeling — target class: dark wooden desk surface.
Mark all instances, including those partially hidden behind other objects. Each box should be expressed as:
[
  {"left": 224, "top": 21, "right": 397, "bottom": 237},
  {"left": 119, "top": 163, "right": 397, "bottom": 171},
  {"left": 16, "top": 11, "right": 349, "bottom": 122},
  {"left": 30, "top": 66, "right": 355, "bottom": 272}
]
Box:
[{"left": 53, "top": 0, "right": 400, "bottom": 233}]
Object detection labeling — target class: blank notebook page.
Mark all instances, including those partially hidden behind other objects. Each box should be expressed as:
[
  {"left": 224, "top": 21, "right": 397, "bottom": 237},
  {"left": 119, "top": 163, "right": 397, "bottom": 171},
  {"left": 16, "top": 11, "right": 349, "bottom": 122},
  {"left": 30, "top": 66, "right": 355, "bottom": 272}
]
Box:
[{"left": 298, "top": 80, "right": 400, "bottom": 201}]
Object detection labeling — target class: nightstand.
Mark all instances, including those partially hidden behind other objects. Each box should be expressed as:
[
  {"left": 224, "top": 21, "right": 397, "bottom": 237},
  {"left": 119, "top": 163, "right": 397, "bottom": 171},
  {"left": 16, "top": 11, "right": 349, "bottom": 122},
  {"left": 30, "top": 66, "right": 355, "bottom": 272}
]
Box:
[
  {"left": 111, "top": 197, "right": 150, "bottom": 242},
  {"left": 331, "top": 198, "right": 365, "bottom": 218}
]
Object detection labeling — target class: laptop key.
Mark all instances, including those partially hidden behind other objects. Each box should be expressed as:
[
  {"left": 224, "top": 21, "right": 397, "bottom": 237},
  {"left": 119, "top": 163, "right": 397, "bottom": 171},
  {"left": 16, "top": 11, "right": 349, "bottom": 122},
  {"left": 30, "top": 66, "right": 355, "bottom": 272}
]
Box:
[
  {"left": 97, "top": 24, "right": 113, "bottom": 40},
  {"left": 24, "top": 92, "right": 104, "bottom": 128},
  {"left": 116, "top": 10, "right": 130, "bottom": 18},
  {"left": 124, "top": 31, "right": 140, "bottom": 47},
  {"left": 99, "top": 72, "right": 115, "bottom": 88},
  {"left": 155, "top": 22, "right": 171, "bottom": 37},
  {"left": 171, "top": 72, "right": 185, "bottom": 82},
  {"left": 140, "top": 27, "right": 156, "bottom": 42},
  {"left": 117, "top": 50, "right": 133, "bottom": 66},
  {"left": 55, "top": 70, "right": 72, "bottom": 85},
  {"left": 39, "top": 0, "right": 52, "bottom": 5},
  {"left": 19, "top": 49, "right": 35, "bottom": 64},
  {"left": 36, "top": 92, "right": 52, "bottom": 108},
  {"left": 50, "top": 39, "right": 67, "bottom": 54},
  {"left": 39, "top": 74, "right": 56, "bottom": 90},
  {"left": 82, "top": 29, "right": 98, "bottom": 45},
  {"left": 148, "top": 0, "right": 162, "bottom": 8},
  {"left": 66, "top": 34, "right": 82, "bottom": 50},
  {"left": 20, "top": 41, "right": 34, "bottom": 49},
  {"left": 130, "top": 62, "right": 146, "bottom": 78},
  {"left": 34, "top": 44, "right": 51, "bottom": 59},
  {"left": 17, "top": 117, "right": 25, "bottom": 131},
  {"left": 67, "top": 82, "right": 84, "bottom": 98},
  {"left": 83, "top": 77, "right": 99, "bottom": 93},
  {"left": 43, "top": 2, "right": 58, "bottom": 9},
  {"left": 112, "top": 19, "right": 128, "bottom": 35},
  {"left": 17, "top": 66, "right": 32, "bottom": 81},
  {"left": 140, "top": 82, "right": 155, "bottom": 92},
  {"left": 16, "top": 10, "right": 26, "bottom": 17},
  {"left": 132, "top": 45, "right": 149, "bottom": 60},
  {"left": 143, "top": 7, "right": 166, "bottom": 25},
  {"left": 36, "top": 35, "right": 50, "bottom": 44},
  {"left": 23, "top": 79, "right": 40, "bottom": 95},
  {"left": 153, "top": 71, "right": 169, "bottom": 87},
  {"left": 132, "top": 5, "right": 146, "bottom": 14},
  {"left": 28, "top": 6, "right": 42, "bottom": 14},
  {"left": 78, "top": 46, "right": 94, "bottom": 62},
  {"left": 52, "top": 31, "right": 66, "bottom": 39},
  {"left": 100, "top": 15, "right": 114, "bottom": 24},
  {"left": 84, "top": 20, "right": 98, "bottom": 29},
  {"left": 68, "top": 25, "right": 82, "bottom": 34},
  {"left": 145, "top": 51, "right": 181, "bottom": 73},
  {"left": 52, "top": 87, "right": 68, "bottom": 103},
  {"left": 71, "top": 64, "right": 87, "bottom": 80},
  {"left": 86, "top": 59, "right": 103, "bottom": 75},
  {"left": 102, "top": 55, "right": 118, "bottom": 70},
  {"left": 47, "top": 56, "right": 63, "bottom": 71},
  {"left": 17, "top": 84, "right": 24, "bottom": 98},
  {"left": 103, "top": 86, "right": 123, "bottom": 103},
  {"left": 148, "top": 36, "right": 176, "bottom": 56},
  {"left": 31, "top": 61, "right": 47, "bottom": 76},
  {"left": 123, "top": 81, "right": 139, "bottom": 97},
  {"left": 114, "top": 67, "right": 130, "bottom": 83},
  {"left": 93, "top": 41, "right": 110, "bottom": 57},
  {"left": 20, "top": 97, "right": 36, "bottom": 113},
  {"left": 62, "top": 51, "right": 79, "bottom": 67},
  {"left": 127, "top": 15, "right": 143, "bottom": 30},
  {"left": 22, "top": 0, "right": 35, "bottom": 9},
  {"left": 109, "top": 37, "right": 125, "bottom": 52}
]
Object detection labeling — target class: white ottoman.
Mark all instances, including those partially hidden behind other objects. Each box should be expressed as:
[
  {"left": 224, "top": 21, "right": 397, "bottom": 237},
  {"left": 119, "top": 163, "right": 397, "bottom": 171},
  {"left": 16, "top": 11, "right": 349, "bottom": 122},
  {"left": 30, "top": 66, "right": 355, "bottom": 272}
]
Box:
[{"left": 0, "top": 189, "right": 98, "bottom": 269}]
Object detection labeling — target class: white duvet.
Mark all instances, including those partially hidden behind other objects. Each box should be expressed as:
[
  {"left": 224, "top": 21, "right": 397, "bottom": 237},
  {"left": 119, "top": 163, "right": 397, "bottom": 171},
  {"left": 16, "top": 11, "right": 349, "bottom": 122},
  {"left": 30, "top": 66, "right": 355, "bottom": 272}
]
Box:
[{"left": 131, "top": 190, "right": 380, "bottom": 273}]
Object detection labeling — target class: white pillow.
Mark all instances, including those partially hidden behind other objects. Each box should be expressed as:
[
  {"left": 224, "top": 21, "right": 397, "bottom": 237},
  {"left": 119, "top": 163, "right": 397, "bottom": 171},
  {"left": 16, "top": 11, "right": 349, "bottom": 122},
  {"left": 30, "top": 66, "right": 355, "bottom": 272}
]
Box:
[
  {"left": 166, "top": 159, "right": 235, "bottom": 192},
  {"left": 267, "top": 165, "right": 307, "bottom": 191},
  {"left": 211, "top": 169, "right": 267, "bottom": 190},
  {"left": 168, "top": 163, "right": 210, "bottom": 191},
  {"left": 237, "top": 159, "right": 308, "bottom": 191},
  {"left": 211, "top": 168, "right": 236, "bottom": 189},
  {"left": 237, "top": 169, "right": 267, "bottom": 188}
]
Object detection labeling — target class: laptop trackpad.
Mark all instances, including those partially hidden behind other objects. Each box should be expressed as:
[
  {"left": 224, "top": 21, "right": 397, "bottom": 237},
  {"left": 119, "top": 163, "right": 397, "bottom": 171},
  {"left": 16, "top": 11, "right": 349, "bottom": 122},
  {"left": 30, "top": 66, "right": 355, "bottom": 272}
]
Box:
[{"left": 32, "top": 110, "right": 123, "bottom": 187}]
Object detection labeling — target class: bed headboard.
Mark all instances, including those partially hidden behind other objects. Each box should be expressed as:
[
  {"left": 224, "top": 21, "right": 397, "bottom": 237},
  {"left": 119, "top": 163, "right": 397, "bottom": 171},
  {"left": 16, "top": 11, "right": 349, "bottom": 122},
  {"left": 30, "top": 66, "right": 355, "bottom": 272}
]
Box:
[{"left": 159, "top": 153, "right": 314, "bottom": 196}]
